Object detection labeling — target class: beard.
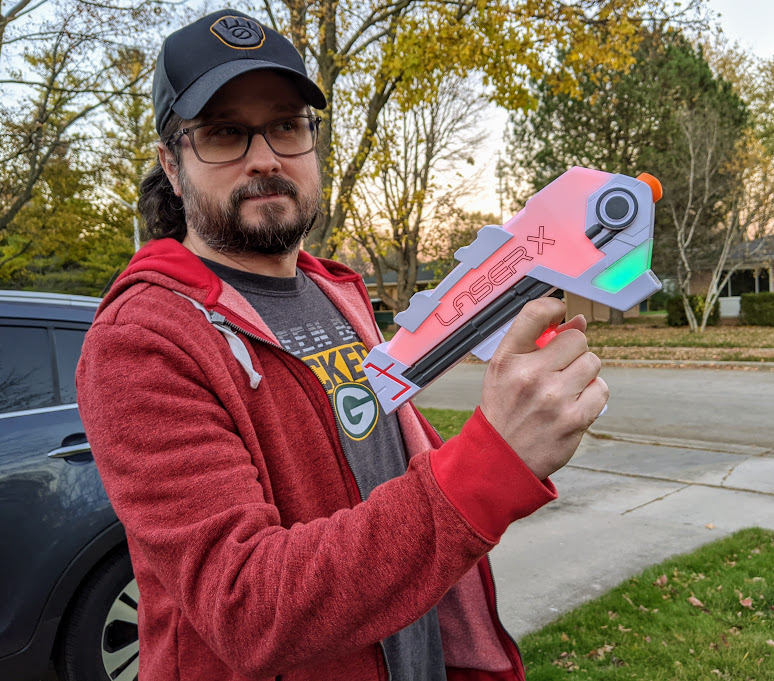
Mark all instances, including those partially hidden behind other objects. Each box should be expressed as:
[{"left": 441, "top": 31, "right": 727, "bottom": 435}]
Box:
[{"left": 179, "top": 170, "right": 321, "bottom": 256}]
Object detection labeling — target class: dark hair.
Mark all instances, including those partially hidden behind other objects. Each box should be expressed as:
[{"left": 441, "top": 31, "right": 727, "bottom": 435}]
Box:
[{"left": 139, "top": 114, "right": 187, "bottom": 241}]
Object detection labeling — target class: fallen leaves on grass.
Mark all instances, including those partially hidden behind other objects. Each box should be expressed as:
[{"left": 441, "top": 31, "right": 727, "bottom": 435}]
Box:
[
  {"left": 736, "top": 590, "right": 754, "bottom": 608},
  {"left": 585, "top": 323, "right": 774, "bottom": 351},
  {"left": 688, "top": 596, "right": 705, "bottom": 608},
  {"left": 654, "top": 574, "right": 668, "bottom": 587},
  {"left": 586, "top": 644, "right": 615, "bottom": 660},
  {"left": 552, "top": 651, "right": 579, "bottom": 672}
]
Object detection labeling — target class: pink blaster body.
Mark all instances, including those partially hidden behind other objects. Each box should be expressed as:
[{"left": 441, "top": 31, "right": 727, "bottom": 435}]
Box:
[{"left": 363, "top": 166, "right": 663, "bottom": 414}]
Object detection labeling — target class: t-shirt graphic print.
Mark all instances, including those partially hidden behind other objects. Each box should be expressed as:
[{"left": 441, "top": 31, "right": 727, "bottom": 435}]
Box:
[{"left": 275, "top": 319, "right": 379, "bottom": 441}]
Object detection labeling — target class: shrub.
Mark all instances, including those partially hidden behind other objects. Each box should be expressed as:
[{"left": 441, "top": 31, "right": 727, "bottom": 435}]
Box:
[
  {"left": 647, "top": 289, "right": 670, "bottom": 311},
  {"left": 666, "top": 295, "right": 720, "bottom": 327},
  {"left": 740, "top": 292, "right": 774, "bottom": 326}
]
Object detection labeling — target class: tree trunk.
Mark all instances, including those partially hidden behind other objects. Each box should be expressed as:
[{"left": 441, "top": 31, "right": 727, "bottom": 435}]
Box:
[{"left": 608, "top": 307, "right": 625, "bottom": 325}]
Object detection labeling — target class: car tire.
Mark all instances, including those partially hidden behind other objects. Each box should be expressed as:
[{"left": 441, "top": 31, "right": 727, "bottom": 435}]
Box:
[{"left": 54, "top": 546, "right": 139, "bottom": 681}]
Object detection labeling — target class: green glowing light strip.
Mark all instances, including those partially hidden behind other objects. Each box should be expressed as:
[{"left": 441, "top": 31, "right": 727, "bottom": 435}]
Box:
[{"left": 592, "top": 240, "right": 653, "bottom": 294}]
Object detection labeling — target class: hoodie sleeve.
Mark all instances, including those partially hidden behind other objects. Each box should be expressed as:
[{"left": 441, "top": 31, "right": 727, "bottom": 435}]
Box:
[{"left": 76, "top": 298, "right": 555, "bottom": 678}]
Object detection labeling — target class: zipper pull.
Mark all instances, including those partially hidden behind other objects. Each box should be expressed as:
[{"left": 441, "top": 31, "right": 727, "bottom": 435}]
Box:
[{"left": 210, "top": 311, "right": 227, "bottom": 325}]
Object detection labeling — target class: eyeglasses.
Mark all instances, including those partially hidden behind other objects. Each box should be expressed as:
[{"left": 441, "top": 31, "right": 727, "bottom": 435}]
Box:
[{"left": 168, "top": 115, "right": 321, "bottom": 164}]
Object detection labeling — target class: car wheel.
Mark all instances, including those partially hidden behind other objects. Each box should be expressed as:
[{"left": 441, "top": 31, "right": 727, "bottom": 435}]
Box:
[{"left": 55, "top": 547, "right": 139, "bottom": 681}]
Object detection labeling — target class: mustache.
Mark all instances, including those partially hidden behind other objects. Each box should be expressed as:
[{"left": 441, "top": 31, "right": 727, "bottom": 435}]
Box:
[{"left": 231, "top": 176, "right": 299, "bottom": 203}]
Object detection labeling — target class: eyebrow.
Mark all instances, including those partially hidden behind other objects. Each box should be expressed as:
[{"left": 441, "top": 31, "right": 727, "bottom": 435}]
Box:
[{"left": 203, "top": 103, "right": 306, "bottom": 121}]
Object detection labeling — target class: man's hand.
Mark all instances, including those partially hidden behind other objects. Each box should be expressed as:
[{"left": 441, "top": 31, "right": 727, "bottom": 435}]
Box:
[{"left": 480, "top": 297, "right": 608, "bottom": 481}]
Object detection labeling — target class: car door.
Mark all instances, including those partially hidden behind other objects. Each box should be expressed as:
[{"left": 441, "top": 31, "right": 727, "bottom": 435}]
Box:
[{"left": 0, "top": 318, "right": 117, "bottom": 657}]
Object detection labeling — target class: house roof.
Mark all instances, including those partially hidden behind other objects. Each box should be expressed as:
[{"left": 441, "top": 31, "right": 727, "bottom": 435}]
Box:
[{"left": 728, "top": 235, "right": 774, "bottom": 265}]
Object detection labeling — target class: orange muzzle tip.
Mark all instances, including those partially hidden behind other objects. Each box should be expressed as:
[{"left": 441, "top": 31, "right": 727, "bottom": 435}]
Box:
[{"left": 636, "top": 172, "right": 662, "bottom": 203}]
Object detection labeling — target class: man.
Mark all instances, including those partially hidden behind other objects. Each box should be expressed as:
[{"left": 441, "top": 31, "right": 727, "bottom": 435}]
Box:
[{"left": 77, "top": 9, "right": 608, "bottom": 681}]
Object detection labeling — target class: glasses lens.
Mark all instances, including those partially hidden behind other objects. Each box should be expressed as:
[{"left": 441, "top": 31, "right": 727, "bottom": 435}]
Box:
[
  {"left": 192, "top": 124, "right": 249, "bottom": 163},
  {"left": 265, "top": 117, "right": 317, "bottom": 156}
]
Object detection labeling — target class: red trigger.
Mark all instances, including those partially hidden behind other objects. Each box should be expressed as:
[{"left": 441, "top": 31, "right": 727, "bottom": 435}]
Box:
[{"left": 536, "top": 324, "right": 559, "bottom": 349}]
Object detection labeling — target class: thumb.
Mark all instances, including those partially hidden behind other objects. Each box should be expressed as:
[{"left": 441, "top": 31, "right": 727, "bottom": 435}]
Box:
[{"left": 495, "top": 297, "right": 568, "bottom": 357}]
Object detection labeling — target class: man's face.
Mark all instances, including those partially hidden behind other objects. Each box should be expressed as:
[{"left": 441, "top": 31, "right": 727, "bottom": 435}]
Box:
[{"left": 169, "top": 70, "right": 321, "bottom": 256}]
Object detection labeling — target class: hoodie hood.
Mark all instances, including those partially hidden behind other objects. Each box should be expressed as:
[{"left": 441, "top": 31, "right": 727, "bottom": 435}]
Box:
[
  {"left": 101, "top": 238, "right": 367, "bottom": 315},
  {"left": 98, "top": 238, "right": 380, "bottom": 351}
]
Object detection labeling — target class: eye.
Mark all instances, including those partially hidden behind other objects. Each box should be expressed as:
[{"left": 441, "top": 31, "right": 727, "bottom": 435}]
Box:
[
  {"left": 271, "top": 117, "right": 302, "bottom": 135},
  {"left": 210, "top": 124, "right": 244, "bottom": 137},
  {"left": 596, "top": 188, "right": 638, "bottom": 230}
]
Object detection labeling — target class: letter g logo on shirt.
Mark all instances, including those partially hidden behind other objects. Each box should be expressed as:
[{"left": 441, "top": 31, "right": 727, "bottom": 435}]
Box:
[{"left": 333, "top": 383, "right": 379, "bottom": 440}]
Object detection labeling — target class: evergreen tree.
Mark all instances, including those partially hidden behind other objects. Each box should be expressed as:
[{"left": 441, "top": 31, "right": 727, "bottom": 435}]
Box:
[{"left": 504, "top": 30, "right": 747, "bottom": 282}]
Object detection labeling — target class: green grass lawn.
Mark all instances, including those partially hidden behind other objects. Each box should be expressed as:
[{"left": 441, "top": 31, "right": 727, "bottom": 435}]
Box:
[
  {"left": 585, "top": 319, "right": 774, "bottom": 349},
  {"left": 520, "top": 528, "right": 774, "bottom": 680},
  {"left": 417, "top": 407, "right": 473, "bottom": 440}
]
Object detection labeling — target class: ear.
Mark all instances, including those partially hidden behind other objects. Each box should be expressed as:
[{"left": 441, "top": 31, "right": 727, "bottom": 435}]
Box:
[{"left": 157, "top": 143, "right": 182, "bottom": 197}]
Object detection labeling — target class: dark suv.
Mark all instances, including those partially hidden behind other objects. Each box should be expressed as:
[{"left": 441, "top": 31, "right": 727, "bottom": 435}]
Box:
[{"left": 0, "top": 291, "right": 138, "bottom": 681}]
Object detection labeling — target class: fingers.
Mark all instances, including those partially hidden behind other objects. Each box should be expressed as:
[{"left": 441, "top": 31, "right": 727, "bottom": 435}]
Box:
[
  {"left": 559, "top": 350, "right": 602, "bottom": 393},
  {"left": 557, "top": 314, "right": 587, "bottom": 335},
  {"left": 496, "top": 298, "right": 568, "bottom": 357},
  {"left": 539, "top": 328, "right": 590, "bottom": 371},
  {"left": 576, "top": 376, "right": 610, "bottom": 422}
]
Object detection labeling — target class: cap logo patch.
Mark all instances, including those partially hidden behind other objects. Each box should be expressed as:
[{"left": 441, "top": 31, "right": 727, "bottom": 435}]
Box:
[{"left": 210, "top": 16, "right": 266, "bottom": 50}]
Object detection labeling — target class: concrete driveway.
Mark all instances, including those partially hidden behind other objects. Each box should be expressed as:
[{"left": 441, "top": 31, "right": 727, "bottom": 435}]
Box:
[{"left": 414, "top": 362, "right": 774, "bottom": 638}]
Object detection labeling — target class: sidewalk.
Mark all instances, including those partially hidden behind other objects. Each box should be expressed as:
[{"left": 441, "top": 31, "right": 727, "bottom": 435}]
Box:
[{"left": 489, "top": 430, "right": 774, "bottom": 639}]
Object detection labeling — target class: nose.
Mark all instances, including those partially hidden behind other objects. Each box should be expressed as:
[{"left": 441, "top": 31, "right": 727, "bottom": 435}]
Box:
[{"left": 243, "top": 132, "right": 281, "bottom": 175}]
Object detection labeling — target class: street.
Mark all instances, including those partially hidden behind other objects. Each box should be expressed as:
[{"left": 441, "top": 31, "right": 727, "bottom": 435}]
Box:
[{"left": 414, "top": 363, "right": 774, "bottom": 448}]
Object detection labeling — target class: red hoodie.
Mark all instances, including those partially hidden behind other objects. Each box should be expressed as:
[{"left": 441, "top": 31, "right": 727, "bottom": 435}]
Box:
[{"left": 76, "top": 238, "right": 557, "bottom": 681}]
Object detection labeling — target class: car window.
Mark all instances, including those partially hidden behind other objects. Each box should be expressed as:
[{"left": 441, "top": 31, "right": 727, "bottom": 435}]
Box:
[
  {"left": 0, "top": 325, "right": 56, "bottom": 413},
  {"left": 54, "top": 328, "right": 87, "bottom": 405}
]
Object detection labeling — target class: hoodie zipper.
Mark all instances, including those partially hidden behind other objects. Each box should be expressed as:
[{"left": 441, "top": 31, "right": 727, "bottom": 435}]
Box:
[{"left": 211, "top": 311, "right": 393, "bottom": 681}]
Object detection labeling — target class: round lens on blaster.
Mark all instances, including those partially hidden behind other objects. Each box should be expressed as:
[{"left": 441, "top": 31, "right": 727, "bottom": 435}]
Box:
[{"left": 596, "top": 188, "right": 638, "bottom": 230}]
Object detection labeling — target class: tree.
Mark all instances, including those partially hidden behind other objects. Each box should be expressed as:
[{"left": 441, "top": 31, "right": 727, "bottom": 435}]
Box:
[
  {"left": 678, "top": 42, "right": 774, "bottom": 330},
  {"left": 0, "top": 0, "right": 179, "bottom": 235},
  {"left": 345, "top": 75, "right": 488, "bottom": 313},
  {"left": 0, "top": 148, "right": 107, "bottom": 293},
  {"left": 503, "top": 28, "right": 746, "bottom": 325},
  {"left": 98, "top": 46, "right": 157, "bottom": 254},
  {"left": 261, "top": 0, "right": 696, "bottom": 259},
  {"left": 423, "top": 207, "right": 501, "bottom": 277},
  {"left": 664, "top": 104, "right": 746, "bottom": 331}
]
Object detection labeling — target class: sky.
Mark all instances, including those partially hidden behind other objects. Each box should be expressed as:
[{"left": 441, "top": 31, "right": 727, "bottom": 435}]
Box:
[{"left": 465, "top": 0, "right": 774, "bottom": 218}]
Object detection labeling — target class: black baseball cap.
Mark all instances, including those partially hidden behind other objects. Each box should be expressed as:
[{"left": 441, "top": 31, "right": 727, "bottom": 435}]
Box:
[{"left": 152, "top": 9, "right": 327, "bottom": 135}]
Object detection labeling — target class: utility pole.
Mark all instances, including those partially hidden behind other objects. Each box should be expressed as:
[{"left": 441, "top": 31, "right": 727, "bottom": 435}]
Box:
[
  {"left": 495, "top": 152, "right": 506, "bottom": 224},
  {"left": 106, "top": 191, "right": 140, "bottom": 252}
]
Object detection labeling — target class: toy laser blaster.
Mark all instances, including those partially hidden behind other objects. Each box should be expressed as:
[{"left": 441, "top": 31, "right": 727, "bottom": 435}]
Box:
[{"left": 363, "top": 166, "right": 663, "bottom": 414}]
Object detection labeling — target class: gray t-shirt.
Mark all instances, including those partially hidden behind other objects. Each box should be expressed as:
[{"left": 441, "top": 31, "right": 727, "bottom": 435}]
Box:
[{"left": 201, "top": 258, "right": 446, "bottom": 681}]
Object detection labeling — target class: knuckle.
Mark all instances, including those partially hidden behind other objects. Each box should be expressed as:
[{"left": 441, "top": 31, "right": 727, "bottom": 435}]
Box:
[
  {"left": 514, "top": 363, "right": 543, "bottom": 393},
  {"left": 563, "top": 328, "right": 589, "bottom": 352},
  {"left": 585, "top": 351, "right": 602, "bottom": 374},
  {"left": 522, "top": 297, "right": 565, "bottom": 322}
]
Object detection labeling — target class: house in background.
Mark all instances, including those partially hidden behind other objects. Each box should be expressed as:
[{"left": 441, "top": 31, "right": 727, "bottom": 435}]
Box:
[
  {"left": 363, "top": 263, "right": 439, "bottom": 327},
  {"left": 563, "top": 293, "right": 641, "bottom": 322},
  {"left": 691, "top": 235, "right": 774, "bottom": 317}
]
